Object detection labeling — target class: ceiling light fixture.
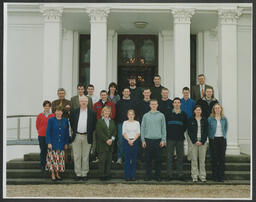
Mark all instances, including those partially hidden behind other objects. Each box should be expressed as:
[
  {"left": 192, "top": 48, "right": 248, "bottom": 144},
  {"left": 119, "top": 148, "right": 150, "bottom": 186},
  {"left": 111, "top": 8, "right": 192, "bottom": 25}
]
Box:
[{"left": 134, "top": 21, "right": 148, "bottom": 29}]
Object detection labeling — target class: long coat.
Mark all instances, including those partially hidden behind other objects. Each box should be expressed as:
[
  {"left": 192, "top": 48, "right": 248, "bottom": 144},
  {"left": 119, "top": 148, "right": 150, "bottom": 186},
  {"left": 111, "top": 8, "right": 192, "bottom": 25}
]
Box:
[
  {"left": 70, "top": 95, "right": 93, "bottom": 111},
  {"left": 96, "top": 118, "right": 117, "bottom": 153}
]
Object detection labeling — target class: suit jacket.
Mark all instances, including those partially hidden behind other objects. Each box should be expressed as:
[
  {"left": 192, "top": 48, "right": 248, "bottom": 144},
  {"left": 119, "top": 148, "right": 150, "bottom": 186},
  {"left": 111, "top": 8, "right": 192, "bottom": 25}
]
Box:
[
  {"left": 52, "top": 99, "right": 71, "bottom": 119},
  {"left": 96, "top": 118, "right": 117, "bottom": 153},
  {"left": 69, "top": 107, "right": 96, "bottom": 144},
  {"left": 70, "top": 95, "right": 93, "bottom": 112},
  {"left": 191, "top": 84, "right": 213, "bottom": 102}
]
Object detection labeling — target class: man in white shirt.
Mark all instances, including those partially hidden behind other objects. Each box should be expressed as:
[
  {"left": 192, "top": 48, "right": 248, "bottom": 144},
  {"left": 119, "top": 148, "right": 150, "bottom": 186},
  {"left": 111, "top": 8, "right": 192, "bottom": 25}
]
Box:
[{"left": 70, "top": 95, "right": 96, "bottom": 181}]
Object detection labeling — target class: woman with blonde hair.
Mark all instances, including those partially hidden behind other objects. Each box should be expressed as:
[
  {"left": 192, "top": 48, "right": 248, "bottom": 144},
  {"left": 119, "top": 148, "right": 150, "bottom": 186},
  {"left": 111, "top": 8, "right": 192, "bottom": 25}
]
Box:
[
  {"left": 208, "top": 103, "right": 228, "bottom": 182},
  {"left": 96, "top": 106, "right": 117, "bottom": 181}
]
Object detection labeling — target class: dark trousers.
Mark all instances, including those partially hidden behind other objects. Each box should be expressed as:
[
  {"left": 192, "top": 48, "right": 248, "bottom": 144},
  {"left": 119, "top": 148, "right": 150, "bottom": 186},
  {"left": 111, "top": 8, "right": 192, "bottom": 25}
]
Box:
[
  {"left": 38, "top": 136, "right": 47, "bottom": 170},
  {"left": 209, "top": 137, "right": 226, "bottom": 180},
  {"left": 166, "top": 140, "right": 184, "bottom": 177},
  {"left": 98, "top": 150, "right": 112, "bottom": 177},
  {"left": 145, "top": 138, "right": 162, "bottom": 179},
  {"left": 124, "top": 139, "right": 138, "bottom": 179}
]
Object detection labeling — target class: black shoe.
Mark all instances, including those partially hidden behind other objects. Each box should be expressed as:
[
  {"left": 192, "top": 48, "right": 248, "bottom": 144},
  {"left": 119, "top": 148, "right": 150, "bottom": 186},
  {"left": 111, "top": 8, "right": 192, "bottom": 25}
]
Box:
[
  {"left": 155, "top": 177, "right": 161, "bottom": 182},
  {"left": 74, "top": 176, "right": 80, "bottom": 181},
  {"left": 125, "top": 178, "right": 130, "bottom": 181},
  {"left": 167, "top": 177, "right": 173, "bottom": 181},
  {"left": 178, "top": 175, "right": 186, "bottom": 181},
  {"left": 105, "top": 176, "right": 111, "bottom": 181},
  {"left": 82, "top": 176, "right": 88, "bottom": 181},
  {"left": 144, "top": 177, "right": 151, "bottom": 181},
  {"left": 100, "top": 177, "right": 107, "bottom": 181},
  {"left": 131, "top": 178, "right": 136, "bottom": 181}
]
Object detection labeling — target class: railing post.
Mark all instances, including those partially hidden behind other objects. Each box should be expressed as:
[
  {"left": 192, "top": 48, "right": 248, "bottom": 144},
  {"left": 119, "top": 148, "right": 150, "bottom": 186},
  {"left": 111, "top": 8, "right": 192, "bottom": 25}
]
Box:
[
  {"left": 29, "top": 117, "right": 32, "bottom": 140},
  {"left": 17, "top": 118, "right": 20, "bottom": 140}
]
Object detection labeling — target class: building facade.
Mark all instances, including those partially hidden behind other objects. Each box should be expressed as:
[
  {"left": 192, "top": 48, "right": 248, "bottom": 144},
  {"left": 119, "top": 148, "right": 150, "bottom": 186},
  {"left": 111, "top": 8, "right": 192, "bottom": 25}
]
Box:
[{"left": 6, "top": 3, "right": 252, "bottom": 155}]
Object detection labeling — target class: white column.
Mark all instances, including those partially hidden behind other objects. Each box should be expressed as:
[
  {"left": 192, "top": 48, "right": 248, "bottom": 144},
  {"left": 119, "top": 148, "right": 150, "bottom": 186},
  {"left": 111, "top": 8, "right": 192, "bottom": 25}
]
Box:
[
  {"left": 40, "top": 6, "right": 63, "bottom": 101},
  {"left": 218, "top": 8, "right": 242, "bottom": 155},
  {"left": 87, "top": 8, "right": 110, "bottom": 96},
  {"left": 196, "top": 32, "right": 204, "bottom": 76},
  {"left": 172, "top": 8, "right": 195, "bottom": 98},
  {"left": 107, "top": 30, "right": 117, "bottom": 84},
  {"left": 72, "top": 31, "right": 79, "bottom": 96}
]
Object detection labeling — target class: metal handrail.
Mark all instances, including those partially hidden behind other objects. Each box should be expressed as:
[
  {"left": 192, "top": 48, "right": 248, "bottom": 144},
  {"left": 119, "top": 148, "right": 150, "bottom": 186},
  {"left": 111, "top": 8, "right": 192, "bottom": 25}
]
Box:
[{"left": 7, "top": 115, "right": 37, "bottom": 118}]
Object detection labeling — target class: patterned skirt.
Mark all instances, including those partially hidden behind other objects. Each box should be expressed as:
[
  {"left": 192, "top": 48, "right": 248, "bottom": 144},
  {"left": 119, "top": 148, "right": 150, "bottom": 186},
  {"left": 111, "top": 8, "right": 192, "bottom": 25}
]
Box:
[{"left": 45, "top": 150, "right": 65, "bottom": 172}]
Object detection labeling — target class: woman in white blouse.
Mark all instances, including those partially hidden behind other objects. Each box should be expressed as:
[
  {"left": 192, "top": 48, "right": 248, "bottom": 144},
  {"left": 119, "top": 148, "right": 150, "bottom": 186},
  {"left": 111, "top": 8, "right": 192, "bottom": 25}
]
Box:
[{"left": 122, "top": 109, "right": 140, "bottom": 181}]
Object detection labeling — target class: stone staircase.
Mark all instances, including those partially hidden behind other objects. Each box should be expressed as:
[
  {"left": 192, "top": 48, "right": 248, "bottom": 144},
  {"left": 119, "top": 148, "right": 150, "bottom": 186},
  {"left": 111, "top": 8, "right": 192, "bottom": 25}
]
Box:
[{"left": 6, "top": 149, "right": 250, "bottom": 185}]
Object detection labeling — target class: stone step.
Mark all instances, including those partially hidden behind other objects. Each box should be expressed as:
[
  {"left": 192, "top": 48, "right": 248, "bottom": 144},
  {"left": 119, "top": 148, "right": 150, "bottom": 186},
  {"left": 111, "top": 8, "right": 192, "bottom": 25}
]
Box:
[
  {"left": 6, "top": 178, "right": 250, "bottom": 185},
  {"left": 23, "top": 152, "right": 250, "bottom": 163},
  {"left": 7, "top": 159, "right": 250, "bottom": 171},
  {"left": 7, "top": 169, "right": 250, "bottom": 180}
]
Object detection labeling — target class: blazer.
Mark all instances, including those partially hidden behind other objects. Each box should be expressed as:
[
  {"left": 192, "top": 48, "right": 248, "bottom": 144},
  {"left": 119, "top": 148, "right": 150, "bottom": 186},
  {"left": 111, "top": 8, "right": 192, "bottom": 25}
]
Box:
[
  {"left": 69, "top": 107, "right": 96, "bottom": 144},
  {"left": 208, "top": 117, "right": 228, "bottom": 139},
  {"left": 70, "top": 95, "right": 93, "bottom": 111},
  {"left": 46, "top": 117, "right": 69, "bottom": 150},
  {"left": 191, "top": 84, "right": 213, "bottom": 102},
  {"left": 96, "top": 118, "right": 117, "bottom": 153},
  {"left": 187, "top": 117, "right": 208, "bottom": 145}
]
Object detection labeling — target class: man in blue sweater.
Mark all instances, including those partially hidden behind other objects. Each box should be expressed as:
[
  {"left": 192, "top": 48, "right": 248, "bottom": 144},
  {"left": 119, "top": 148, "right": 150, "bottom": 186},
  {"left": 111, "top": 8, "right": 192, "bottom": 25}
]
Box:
[
  {"left": 165, "top": 97, "right": 188, "bottom": 181},
  {"left": 141, "top": 99, "right": 166, "bottom": 181}
]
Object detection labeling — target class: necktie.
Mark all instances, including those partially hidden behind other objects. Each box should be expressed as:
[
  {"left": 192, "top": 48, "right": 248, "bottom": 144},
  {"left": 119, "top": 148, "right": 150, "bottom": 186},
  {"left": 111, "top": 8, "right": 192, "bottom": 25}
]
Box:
[
  {"left": 201, "top": 87, "right": 204, "bottom": 98},
  {"left": 59, "top": 100, "right": 63, "bottom": 107}
]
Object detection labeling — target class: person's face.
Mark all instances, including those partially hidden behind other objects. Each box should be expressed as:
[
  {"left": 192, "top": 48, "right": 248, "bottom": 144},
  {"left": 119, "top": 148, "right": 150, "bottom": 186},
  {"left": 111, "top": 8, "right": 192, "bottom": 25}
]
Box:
[
  {"left": 127, "top": 111, "right": 135, "bottom": 120},
  {"left": 182, "top": 90, "right": 190, "bottom": 99},
  {"left": 153, "top": 77, "right": 161, "bottom": 86},
  {"left": 57, "top": 91, "right": 65, "bottom": 100},
  {"left": 150, "top": 101, "right": 158, "bottom": 111},
  {"left": 44, "top": 104, "right": 50, "bottom": 112},
  {"left": 87, "top": 87, "right": 94, "bottom": 95},
  {"left": 129, "top": 79, "right": 136, "bottom": 86},
  {"left": 123, "top": 89, "right": 130, "bottom": 98},
  {"left": 100, "top": 92, "right": 108, "bottom": 101},
  {"left": 77, "top": 86, "right": 85, "bottom": 96},
  {"left": 55, "top": 110, "right": 63, "bottom": 117},
  {"left": 198, "top": 76, "right": 205, "bottom": 85},
  {"left": 143, "top": 89, "right": 151, "bottom": 99},
  {"left": 80, "top": 98, "right": 88, "bottom": 108},
  {"left": 110, "top": 86, "right": 116, "bottom": 93},
  {"left": 161, "top": 90, "right": 168, "bottom": 99},
  {"left": 173, "top": 99, "right": 181, "bottom": 109},
  {"left": 103, "top": 109, "right": 111, "bottom": 118},
  {"left": 205, "top": 89, "right": 213, "bottom": 98},
  {"left": 194, "top": 107, "right": 202, "bottom": 117},
  {"left": 214, "top": 105, "right": 222, "bottom": 115}
]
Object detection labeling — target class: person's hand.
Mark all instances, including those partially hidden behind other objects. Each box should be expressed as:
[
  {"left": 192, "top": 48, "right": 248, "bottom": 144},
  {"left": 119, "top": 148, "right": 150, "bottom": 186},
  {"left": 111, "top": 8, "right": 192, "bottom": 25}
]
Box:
[
  {"left": 48, "top": 144, "right": 52, "bottom": 150},
  {"left": 106, "top": 139, "right": 113, "bottom": 146},
  {"left": 196, "top": 141, "right": 202, "bottom": 146},
  {"left": 160, "top": 141, "right": 165, "bottom": 148},
  {"left": 64, "top": 144, "right": 68, "bottom": 150},
  {"left": 128, "top": 140, "right": 134, "bottom": 146},
  {"left": 142, "top": 142, "right": 146, "bottom": 148}
]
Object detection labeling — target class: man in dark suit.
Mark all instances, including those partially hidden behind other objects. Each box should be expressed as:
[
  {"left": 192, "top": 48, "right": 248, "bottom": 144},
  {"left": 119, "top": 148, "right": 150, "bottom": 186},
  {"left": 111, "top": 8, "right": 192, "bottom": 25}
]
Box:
[
  {"left": 191, "top": 74, "right": 214, "bottom": 102},
  {"left": 70, "top": 95, "right": 96, "bottom": 181},
  {"left": 70, "top": 83, "right": 93, "bottom": 111}
]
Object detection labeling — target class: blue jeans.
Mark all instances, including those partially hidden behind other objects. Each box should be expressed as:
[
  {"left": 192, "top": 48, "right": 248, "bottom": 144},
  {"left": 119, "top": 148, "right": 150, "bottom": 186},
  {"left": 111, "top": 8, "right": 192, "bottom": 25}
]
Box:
[
  {"left": 117, "top": 123, "right": 124, "bottom": 160},
  {"left": 38, "top": 136, "right": 47, "bottom": 170},
  {"left": 124, "top": 139, "right": 138, "bottom": 179}
]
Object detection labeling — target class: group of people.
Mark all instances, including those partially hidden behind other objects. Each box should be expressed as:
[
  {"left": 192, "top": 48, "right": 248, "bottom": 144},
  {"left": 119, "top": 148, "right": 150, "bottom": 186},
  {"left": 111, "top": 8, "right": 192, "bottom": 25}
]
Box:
[{"left": 36, "top": 74, "right": 228, "bottom": 183}]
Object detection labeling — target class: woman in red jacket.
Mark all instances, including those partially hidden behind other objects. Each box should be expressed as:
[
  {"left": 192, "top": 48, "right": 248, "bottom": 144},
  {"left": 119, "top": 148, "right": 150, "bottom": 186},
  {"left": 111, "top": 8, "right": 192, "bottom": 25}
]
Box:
[{"left": 36, "top": 100, "right": 55, "bottom": 171}]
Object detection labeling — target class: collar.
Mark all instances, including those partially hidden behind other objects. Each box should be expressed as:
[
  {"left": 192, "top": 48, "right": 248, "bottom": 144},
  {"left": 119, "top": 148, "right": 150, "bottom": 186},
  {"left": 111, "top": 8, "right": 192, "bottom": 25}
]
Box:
[
  {"left": 80, "top": 108, "right": 87, "bottom": 113},
  {"left": 43, "top": 112, "right": 51, "bottom": 116},
  {"left": 122, "top": 96, "right": 131, "bottom": 100},
  {"left": 102, "top": 117, "right": 111, "bottom": 121},
  {"left": 172, "top": 109, "right": 181, "bottom": 114},
  {"left": 129, "top": 86, "right": 136, "bottom": 90}
]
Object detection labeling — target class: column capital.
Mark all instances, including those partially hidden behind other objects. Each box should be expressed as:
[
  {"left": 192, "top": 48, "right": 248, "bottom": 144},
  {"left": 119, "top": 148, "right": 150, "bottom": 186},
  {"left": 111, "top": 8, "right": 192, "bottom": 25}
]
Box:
[
  {"left": 40, "top": 5, "right": 63, "bottom": 22},
  {"left": 218, "top": 8, "right": 243, "bottom": 25},
  {"left": 86, "top": 8, "right": 110, "bottom": 23},
  {"left": 171, "top": 8, "right": 195, "bottom": 24}
]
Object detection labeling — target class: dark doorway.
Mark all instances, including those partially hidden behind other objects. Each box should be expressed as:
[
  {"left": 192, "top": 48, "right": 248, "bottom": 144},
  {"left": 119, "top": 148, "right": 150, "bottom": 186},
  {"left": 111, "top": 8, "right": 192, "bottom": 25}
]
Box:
[
  {"left": 190, "top": 35, "right": 197, "bottom": 88},
  {"left": 117, "top": 35, "right": 158, "bottom": 91}
]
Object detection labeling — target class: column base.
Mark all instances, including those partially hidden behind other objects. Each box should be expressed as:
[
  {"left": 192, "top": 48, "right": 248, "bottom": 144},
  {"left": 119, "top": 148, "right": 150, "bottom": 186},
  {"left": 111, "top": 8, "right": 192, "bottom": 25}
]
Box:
[{"left": 226, "top": 144, "right": 241, "bottom": 155}]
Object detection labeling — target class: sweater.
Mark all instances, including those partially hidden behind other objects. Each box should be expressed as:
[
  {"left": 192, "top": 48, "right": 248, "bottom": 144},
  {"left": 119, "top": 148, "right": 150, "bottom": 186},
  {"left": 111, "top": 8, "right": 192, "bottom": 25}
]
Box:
[
  {"left": 135, "top": 99, "right": 151, "bottom": 123},
  {"left": 93, "top": 100, "right": 116, "bottom": 120},
  {"left": 165, "top": 109, "right": 187, "bottom": 141},
  {"left": 208, "top": 117, "right": 228, "bottom": 139},
  {"left": 181, "top": 98, "right": 195, "bottom": 119},
  {"left": 36, "top": 113, "right": 55, "bottom": 136},
  {"left": 196, "top": 97, "right": 218, "bottom": 118},
  {"left": 141, "top": 111, "right": 166, "bottom": 143},
  {"left": 115, "top": 98, "right": 136, "bottom": 124},
  {"left": 158, "top": 99, "right": 173, "bottom": 116},
  {"left": 150, "top": 85, "right": 164, "bottom": 101},
  {"left": 107, "top": 94, "right": 120, "bottom": 104},
  {"left": 187, "top": 117, "right": 208, "bottom": 144},
  {"left": 129, "top": 87, "right": 143, "bottom": 102}
]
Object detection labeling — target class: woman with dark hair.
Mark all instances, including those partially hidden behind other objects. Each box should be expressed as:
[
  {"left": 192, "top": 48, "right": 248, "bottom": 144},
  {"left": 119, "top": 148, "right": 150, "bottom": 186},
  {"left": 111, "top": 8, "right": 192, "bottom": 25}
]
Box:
[
  {"left": 45, "top": 106, "right": 69, "bottom": 181},
  {"left": 36, "top": 100, "right": 55, "bottom": 172},
  {"left": 208, "top": 103, "right": 228, "bottom": 182},
  {"left": 187, "top": 105, "right": 208, "bottom": 182},
  {"left": 107, "top": 82, "right": 120, "bottom": 104}
]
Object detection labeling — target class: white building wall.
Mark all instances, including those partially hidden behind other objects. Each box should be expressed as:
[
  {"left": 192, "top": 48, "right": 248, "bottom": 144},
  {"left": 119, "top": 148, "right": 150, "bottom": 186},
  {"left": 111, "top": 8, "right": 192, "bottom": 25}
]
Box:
[{"left": 237, "top": 14, "right": 252, "bottom": 155}]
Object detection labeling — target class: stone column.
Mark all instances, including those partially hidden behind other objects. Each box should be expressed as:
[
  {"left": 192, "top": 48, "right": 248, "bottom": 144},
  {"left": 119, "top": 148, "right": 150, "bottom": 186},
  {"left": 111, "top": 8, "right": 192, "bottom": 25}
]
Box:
[
  {"left": 107, "top": 30, "right": 118, "bottom": 84},
  {"left": 86, "top": 8, "right": 110, "bottom": 96},
  {"left": 172, "top": 8, "right": 195, "bottom": 98},
  {"left": 196, "top": 32, "right": 204, "bottom": 76},
  {"left": 40, "top": 6, "right": 63, "bottom": 101},
  {"left": 218, "top": 8, "right": 242, "bottom": 155}
]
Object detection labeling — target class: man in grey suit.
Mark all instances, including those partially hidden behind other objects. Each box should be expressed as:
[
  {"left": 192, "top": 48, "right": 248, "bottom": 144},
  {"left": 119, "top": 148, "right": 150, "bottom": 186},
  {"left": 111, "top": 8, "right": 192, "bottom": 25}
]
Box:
[
  {"left": 71, "top": 83, "right": 93, "bottom": 111},
  {"left": 191, "top": 74, "right": 214, "bottom": 102}
]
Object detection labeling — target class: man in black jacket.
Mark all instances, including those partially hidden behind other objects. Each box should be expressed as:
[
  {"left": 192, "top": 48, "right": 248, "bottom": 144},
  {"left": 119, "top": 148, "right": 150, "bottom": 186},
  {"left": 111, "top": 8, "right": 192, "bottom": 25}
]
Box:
[
  {"left": 158, "top": 87, "right": 173, "bottom": 117},
  {"left": 70, "top": 95, "right": 96, "bottom": 181},
  {"left": 128, "top": 75, "right": 143, "bottom": 102},
  {"left": 165, "top": 97, "right": 187, "bottom": 181},
  {"left": 115, "top": 87, "right": 136, "bottom": 164},
  {"left": 150, "top": 75, "right": 165, "bottom": 101}
]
